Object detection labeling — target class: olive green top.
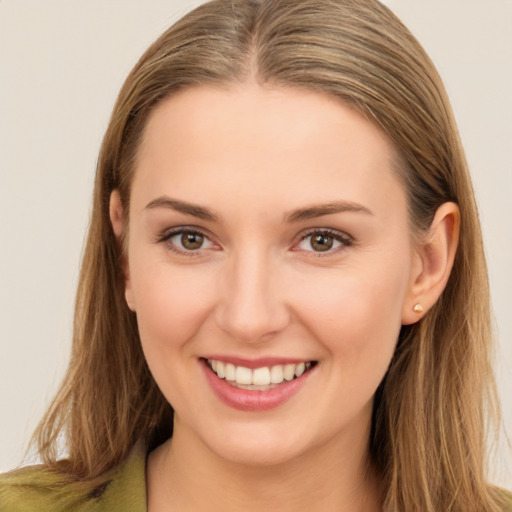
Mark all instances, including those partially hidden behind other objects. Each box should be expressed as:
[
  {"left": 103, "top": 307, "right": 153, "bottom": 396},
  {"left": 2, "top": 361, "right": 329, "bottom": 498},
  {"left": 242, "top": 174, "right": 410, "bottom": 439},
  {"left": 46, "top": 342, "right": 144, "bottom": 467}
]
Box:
[
  {"left": 1, "top": 441, "right": 512, "bottom": 511},
  {"left": 0, "top": 442, "right": 147, "bottom": 512}
]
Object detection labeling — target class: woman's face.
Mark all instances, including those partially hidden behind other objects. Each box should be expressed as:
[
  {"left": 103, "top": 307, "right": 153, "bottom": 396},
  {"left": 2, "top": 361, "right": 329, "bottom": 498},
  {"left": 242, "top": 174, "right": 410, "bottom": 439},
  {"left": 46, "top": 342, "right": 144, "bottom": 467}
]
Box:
[{"left": 121, "top": 84, "right": 420, "bottom": 466}]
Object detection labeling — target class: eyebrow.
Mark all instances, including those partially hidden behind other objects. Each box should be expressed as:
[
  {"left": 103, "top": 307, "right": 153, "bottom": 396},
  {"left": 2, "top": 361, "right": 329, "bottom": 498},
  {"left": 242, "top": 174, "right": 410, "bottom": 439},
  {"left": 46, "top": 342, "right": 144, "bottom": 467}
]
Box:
[
  {"left": 283, "top": 201, "right": 374, "bottom": 223},
  {"left": 145, "top": 196, "right": 372, "bottom": 224},
  {"left": 145, "top": 196, "right": 218, "bottom": 222}
]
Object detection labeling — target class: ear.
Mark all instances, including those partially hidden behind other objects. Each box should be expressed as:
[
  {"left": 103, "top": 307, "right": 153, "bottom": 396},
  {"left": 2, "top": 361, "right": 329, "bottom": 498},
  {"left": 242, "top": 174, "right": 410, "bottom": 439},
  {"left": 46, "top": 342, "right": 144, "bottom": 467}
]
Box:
[
  {"left": 402, "top": 202, "right": 460, "bottom": 325},
  {"left": 109, "top": 190, "right": 136, "bottom": 311}
]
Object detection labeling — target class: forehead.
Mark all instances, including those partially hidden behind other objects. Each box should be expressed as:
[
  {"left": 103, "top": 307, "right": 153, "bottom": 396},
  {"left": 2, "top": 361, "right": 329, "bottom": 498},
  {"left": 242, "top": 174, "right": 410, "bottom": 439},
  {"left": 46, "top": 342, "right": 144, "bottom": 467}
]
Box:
[
  {"left": 132, "top": 84, "right": 405, "bottom": 220},
  {"left": 139, "top": 83, "right": 396, "bottom": 162}
]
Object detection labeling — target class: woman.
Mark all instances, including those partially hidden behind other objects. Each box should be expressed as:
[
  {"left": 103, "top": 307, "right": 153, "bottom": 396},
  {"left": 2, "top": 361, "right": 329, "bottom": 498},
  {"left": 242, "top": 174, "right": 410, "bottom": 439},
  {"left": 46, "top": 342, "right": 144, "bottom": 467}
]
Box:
[{"left": 1, "top": 0, "right": 510, "bottom": 510}]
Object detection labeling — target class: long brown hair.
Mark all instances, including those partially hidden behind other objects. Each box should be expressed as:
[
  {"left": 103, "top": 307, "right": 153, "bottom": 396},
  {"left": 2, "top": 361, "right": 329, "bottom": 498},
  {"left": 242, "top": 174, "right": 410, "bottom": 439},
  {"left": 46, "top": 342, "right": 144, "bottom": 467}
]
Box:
[{"left": 33, "top": 1, "right": 506, "bottom": 509}]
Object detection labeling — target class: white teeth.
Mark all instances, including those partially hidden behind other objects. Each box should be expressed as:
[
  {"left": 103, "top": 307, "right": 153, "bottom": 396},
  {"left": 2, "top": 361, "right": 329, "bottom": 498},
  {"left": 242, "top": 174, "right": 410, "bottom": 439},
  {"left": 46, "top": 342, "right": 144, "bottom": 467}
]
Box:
[
  {"left": 235, "top": 366, "right": 253, "bottom": 385},
  {"left": 234, "top": 382, "right": 273, "bottom": 391},
  {"left": 225, "top": 363, "right": 236, "bottom": 381},
  {"left": 253, "top": 367, "right": 271, "bottom": 386},
  {"left": 207, "top": 359, "right": 314, "bottom": 387},
  {"left": 270, "top": 365, "right": 284, "bottom": 384},
  {"left": 283, "top": 364, "right": 295, "bottom": 381}
]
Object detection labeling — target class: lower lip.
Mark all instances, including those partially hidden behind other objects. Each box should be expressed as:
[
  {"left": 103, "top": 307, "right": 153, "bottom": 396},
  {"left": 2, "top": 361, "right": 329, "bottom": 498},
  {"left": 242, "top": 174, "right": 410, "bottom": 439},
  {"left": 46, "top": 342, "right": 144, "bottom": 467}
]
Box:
[{"left": 201, "top": 361, "right": 314, "bottom": 412}]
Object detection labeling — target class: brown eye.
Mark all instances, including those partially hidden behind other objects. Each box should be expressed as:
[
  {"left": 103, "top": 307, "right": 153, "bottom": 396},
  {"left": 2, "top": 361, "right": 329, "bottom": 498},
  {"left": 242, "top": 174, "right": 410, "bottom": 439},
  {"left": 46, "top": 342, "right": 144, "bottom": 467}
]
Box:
[
  {"left": 296, "top": 229, "right": 351, "bottom": 254},
  {"left": 180, "top": 232, "right": 204, "bottom": 250},
  {"left": 164, "top": 229, "right": 213, "bottom": 253},
  {"left": 310, "top": 234, "right": 334, "bottom": 252}
]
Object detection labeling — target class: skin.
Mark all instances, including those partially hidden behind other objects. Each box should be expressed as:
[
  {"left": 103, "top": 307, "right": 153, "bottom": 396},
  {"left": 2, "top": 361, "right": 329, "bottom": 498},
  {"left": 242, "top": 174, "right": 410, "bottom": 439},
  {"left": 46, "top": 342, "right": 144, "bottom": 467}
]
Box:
[{"left": 110, "top": 84, "right": 459, "bottom": 511}]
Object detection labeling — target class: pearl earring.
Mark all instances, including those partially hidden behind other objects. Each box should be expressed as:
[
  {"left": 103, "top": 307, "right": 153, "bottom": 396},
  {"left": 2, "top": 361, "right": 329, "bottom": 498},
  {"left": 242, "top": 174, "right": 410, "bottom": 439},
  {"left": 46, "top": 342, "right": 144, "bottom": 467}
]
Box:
[{"left": 413, "top": 303, "right": 424, "bottom": 313}]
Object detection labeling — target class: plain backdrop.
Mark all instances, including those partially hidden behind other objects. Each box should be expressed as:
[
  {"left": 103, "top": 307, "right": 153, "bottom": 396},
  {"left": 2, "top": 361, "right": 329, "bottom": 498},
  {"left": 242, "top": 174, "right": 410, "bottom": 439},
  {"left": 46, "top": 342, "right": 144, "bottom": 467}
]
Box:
[{"left": 1, "top": 0, "right": 511, "bottom": 488}]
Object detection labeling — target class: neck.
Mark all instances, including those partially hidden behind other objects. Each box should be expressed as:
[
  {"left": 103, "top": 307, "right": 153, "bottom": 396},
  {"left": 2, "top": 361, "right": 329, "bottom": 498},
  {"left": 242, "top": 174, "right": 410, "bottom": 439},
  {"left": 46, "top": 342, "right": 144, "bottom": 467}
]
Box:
[{"left": 147, "top": 420, "right": 382, "bottom": 512}]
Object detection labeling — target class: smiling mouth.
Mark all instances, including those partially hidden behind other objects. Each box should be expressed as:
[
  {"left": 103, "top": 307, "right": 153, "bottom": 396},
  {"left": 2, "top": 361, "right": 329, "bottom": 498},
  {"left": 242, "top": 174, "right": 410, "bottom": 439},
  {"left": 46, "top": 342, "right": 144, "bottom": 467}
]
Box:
[{"left": 203, "top": 358, "right": 318, "bottom": 391}]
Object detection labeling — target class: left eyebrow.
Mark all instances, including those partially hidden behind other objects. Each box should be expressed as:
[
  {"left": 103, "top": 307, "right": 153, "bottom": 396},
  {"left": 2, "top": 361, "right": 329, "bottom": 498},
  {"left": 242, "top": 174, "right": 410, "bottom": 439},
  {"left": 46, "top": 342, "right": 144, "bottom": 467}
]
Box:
[{"left": 283, "top": 201, "right": 374, "bottom": 223}]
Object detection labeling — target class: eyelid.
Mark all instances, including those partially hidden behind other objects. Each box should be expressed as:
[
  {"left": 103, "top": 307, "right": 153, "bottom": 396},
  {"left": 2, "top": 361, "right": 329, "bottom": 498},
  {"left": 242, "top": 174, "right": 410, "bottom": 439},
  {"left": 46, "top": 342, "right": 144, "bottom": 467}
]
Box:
[
  {"left": 155, "top": 225, "right": 218, "bottom": 255},
  {"left": 292, "top": 227, "right": 354, "bottom": 255},
  {"left": 155, "top": 225, "right": 353, "bottom": 257}
]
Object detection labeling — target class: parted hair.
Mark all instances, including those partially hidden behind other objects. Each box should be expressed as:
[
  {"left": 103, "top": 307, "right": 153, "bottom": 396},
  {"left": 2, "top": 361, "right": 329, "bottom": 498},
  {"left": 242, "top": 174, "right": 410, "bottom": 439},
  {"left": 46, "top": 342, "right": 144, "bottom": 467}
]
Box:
[{"left": 33, "top": 1, "right": 506, "bottom": 510}]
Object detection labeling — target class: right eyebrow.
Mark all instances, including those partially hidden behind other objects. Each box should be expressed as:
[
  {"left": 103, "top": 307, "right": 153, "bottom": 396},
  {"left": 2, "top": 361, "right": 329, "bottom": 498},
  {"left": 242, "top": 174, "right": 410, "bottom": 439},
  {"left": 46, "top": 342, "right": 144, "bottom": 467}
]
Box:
[{"left": 144, "top": 196, "right": 219, "bottom": 222}]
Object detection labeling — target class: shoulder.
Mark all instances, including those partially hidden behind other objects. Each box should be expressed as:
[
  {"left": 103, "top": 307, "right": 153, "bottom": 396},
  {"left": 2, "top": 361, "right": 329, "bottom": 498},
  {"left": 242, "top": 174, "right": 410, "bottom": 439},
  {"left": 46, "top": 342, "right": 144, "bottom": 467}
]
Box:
[
  {"left": 497, "top": 487, "right": 512, "bottom": 512},
  {"left": 0, "top": 464, "right": 93, "bottom": 512},
  {"left": 0, "top": 442, "right": 147, "bottom": 512}
]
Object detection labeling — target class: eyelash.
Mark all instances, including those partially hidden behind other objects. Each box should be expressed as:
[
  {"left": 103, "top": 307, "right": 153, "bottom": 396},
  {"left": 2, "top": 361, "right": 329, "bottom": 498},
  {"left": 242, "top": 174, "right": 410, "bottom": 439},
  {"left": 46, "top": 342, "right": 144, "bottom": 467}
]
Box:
[
  {"left": 156, "top": 226, "right": 214, "bottom": 257},
  {"left": 295, "top": 228, "right": 354, "bottom": 256},
  {"left": 155, "top": 226, "right": 353, "bottom": 257}
]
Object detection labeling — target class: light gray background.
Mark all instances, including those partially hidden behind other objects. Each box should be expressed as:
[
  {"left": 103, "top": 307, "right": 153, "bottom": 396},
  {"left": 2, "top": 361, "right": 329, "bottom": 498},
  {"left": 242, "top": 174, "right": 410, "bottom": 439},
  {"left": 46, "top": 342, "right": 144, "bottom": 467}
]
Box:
[{"left": 1, "top": 0, "right": 511, "bottom": 488}]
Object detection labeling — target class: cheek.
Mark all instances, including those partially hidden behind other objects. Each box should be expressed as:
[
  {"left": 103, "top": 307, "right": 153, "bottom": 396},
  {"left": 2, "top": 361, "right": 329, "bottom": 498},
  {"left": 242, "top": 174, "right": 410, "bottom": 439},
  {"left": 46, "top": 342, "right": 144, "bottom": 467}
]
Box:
[
  {"left": 292, "top": 259, "right": 409, "bottom": 379},
  {"left": 128, "top": 258, "right": 219, "bottom": 410},
  {"left": 128, "top": 255, "right": 215, "bottom": 355},
  {"left": 300, "top": 278, "right": 403, "bottom": 423}
]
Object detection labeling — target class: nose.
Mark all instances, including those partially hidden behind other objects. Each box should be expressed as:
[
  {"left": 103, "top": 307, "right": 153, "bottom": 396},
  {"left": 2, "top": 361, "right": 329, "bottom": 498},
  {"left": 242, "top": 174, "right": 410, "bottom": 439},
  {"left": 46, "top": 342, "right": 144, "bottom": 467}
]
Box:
[{"left": 214, "top": 248, "right": 290, "bottom": 344}]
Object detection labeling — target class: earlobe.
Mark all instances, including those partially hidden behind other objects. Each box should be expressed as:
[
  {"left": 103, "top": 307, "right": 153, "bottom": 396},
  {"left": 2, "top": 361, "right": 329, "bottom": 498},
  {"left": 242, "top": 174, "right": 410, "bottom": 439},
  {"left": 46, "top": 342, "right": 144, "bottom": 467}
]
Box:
[
  {"left": 402, "top": 202, "right": 460, "bottom": 325},
  {"left": 109, "top": 190, "right": 136, "bottom": 312}
]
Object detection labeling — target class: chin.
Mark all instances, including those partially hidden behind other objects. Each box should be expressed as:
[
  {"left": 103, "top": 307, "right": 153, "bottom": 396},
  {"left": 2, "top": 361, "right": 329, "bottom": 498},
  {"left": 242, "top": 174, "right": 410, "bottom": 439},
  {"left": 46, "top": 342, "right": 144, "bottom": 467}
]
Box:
[
  {"left": 211, "top": 437, "right": 305, "bottom": 467},
  {"left": 179, "top": 416, "right": 304, "bottom": 467}
]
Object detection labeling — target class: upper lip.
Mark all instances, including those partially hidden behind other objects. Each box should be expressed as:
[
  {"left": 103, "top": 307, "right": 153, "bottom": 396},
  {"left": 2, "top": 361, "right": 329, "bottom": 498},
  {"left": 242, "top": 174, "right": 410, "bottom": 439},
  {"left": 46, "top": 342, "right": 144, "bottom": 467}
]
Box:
[{"left": 201, "top": 355, "right": 315, "bottom": 369}]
